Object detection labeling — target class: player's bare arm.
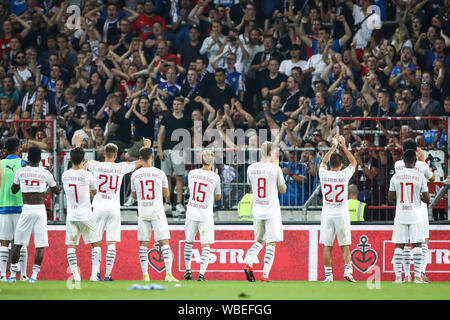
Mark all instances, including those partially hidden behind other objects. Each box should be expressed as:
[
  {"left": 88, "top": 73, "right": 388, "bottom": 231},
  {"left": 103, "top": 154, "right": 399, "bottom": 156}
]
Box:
[
  {"left": 321, "top": 135, "right": 339, "bottom": 167},
  {"left": 421, "top": 192, "right": 430, "bottom": 205},
  {"left": 134, "top": 138, "right": 153, "bottom": 168},
  {"left": 278, "top": 184, "right": 287, "bottom": 194},
  {"left": 388, "top": 191, "right": 396, "bottom": 204},
  {"left": 339, "top": 136, "right": 357, "bottom": 168}
]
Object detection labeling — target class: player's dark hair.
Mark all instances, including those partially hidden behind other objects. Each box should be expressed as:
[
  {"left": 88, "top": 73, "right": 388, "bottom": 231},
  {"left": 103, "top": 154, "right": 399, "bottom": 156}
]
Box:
[
  {"left": 70, "top": 147, "right": 85, "bottom": 165},
  {"left": 402, "top": 138, "right": 416, "bottom": 152},
  {"left": 139, "top": 147, "right": 153, "bottom": 161},
  {"left": 27, "top": 146, "right": 41, "bottom": 164},
  {"left": 403, "top": 149, "right": 416, "bottom": 165},
  {"left": 330, "top": 153, "right": 344, "bottom": 168},
  {"left": 5, "top": 137, "right": 20, "bottom": 154}
]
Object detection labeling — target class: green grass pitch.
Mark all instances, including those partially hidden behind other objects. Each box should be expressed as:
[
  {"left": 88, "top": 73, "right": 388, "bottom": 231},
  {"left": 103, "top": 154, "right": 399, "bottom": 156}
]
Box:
[{"left": 1, "top": 280, "right": 450, "bottom": 300}]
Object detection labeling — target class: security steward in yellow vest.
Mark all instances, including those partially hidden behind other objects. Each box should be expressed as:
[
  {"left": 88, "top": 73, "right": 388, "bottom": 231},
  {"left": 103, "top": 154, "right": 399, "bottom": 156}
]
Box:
[
  {"left": 238, "top": 193, "right": 253, "bottom": 221},
  {"left": 348, "top": 184, "right": 368, "bottom": 222}
]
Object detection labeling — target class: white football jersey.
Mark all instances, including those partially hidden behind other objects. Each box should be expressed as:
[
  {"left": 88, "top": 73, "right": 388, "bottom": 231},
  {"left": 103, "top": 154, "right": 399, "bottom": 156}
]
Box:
[
  {"left": 88, "top": 160, "right": 136, "bottom": 210},
  {"left": 319, "top": 165, "right": 356, "bottom": 217},
  {"left": 247, "top": 162, "right": 285, "bottom": 220},
  {"left": 389, "top": 168, "right": 429, "bottom": 224},
  {"left": 14, "top": 166, "right": 56, "bottom": 193},
  {"left": 186, "top": 168, "right": 221, "bottom": 222},
  {"left": 62, "top": 169, "right": 96, "bottom": 221},
  {"left": 394, "top": 160, "right": 433, "bottom": 180},
  {"left": 131, "top": 166, "right": 168, "bottom": 220}
]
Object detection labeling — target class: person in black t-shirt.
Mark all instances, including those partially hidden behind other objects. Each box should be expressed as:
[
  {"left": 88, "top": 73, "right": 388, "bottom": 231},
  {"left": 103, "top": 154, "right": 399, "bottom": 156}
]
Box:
[
  {"left": 178, "top": 25, "right": 203, "bottom": 70},
  {"left": 125, "top": 96, "right": 155, "bottom": 161},
  {"left": 104, "top": 93, "right": 132, "bottom": 159},
  {"left": 206, "top": 68, "right": 237, "bottom": 112},
  {"left": 157, "top": 97, "right": 193, "bottom": 216},
  {"left": 335, "top": 91, "right": 364, "bottom": 130},
  {"left": 259, "top": 58, "right": 288, "bottom": 101}
]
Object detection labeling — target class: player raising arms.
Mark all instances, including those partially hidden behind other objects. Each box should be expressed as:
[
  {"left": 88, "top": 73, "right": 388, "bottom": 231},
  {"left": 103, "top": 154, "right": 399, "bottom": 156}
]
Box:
[
  {"left": 394, "top": 138, "right": 435, "bottom": 283},
  {"left": 243, "top": 141, "right": 287, "bottom": 282},
  {"left": 319, "top": 135, "right": 357, "bottom": 283},
  {"left": 183, "top": 150, "right": 221, "bottom": 282},
  {"left": 62, "top": 141, "right": 102, "bottom": 282},
  {"left": 0, "top": 137, "right": 29, "bottom": 281},
  {"left": 8, "top": 146, "right": 60, "bottom": 283},
  {"left": 389, "top": 149, "right": 430, "bottom": 284},
  {"left": 130, "top": 145, "right": 178, "bottom": 283},
  {"left": 87, "top": 139, "right": 150, "bottom": 281}
]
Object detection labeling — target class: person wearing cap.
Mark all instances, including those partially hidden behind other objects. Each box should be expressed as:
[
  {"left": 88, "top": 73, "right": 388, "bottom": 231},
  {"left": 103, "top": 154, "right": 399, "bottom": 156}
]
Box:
[
  {"left": 389, "top": 46, "right": 421, "bottom": 90},
  {"left": 279, "top": 45, "right": 308, "bottom": 76},
  {"left": 178, "top": 25, "right": 202, "bottom": 70},
  {"left": 409, "top": 81, "right": 444, "bottom": 129}
]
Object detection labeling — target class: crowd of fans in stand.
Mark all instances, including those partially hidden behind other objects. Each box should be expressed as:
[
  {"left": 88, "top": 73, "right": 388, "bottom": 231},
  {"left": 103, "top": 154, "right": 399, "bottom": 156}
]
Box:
[{"left": 0, "top": 0, "right": 448, "bottom": 217}]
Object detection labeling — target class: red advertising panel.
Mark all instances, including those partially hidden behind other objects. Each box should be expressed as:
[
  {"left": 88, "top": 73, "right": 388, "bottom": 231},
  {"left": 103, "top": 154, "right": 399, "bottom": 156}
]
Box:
[
  {"left": 24, "top": 227, "right": 309, "bottom": 281},
  {"left": 317, "top": 228, "right": 450, "bottom": 282}
]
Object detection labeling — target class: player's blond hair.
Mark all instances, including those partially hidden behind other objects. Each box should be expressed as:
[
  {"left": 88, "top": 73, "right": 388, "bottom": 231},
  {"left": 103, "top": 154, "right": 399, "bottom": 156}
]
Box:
[
  {"left": 202, "top": 149, "right": 215, "bottom": 166},
  {"left": 260, "top": 141, "right": 274, "bottom": 158},
  {"left": 104, "top": 143, "right": 118, "bottom": 158}
]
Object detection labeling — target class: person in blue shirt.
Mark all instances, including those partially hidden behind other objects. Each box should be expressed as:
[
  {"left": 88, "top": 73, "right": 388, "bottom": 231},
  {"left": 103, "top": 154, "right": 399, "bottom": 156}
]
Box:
[
  {"left": 279, "top": 151, "right": 309, "bottom": 206},
  {"left": 423, "top": 119, "right": 446, "bottom": 148},
  {"left": 415, "top": 35, "right": 450, "bottom": 71}
]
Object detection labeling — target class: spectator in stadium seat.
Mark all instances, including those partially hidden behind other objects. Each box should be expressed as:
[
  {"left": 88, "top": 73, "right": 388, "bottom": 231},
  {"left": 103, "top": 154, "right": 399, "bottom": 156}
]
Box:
[
  {"left": 353, "top": 139, "right": 380, "bottom": 205},
  {"left": 368, "top": 88, "right": 397, "bottom": 118},
  {"left": 199, "top": 20, "right": 227, "bottom": 73},
  {"left": 444, "top": 96, "right": 450, "bottom": 117},
  {"left": 255, "top": 94, "right": 288, "bottom": 131},
  {"left": 206, "top": 68, "right": 237, "bottom": 112},
  {"left": 279, "top": 150, "right": 308, "bottom": 206},
  {"left": 59, "top": 88, "right": 87, "bottom": 142},
  {"left": 423, "top": 119, "right": 447, "bottom": 149},
  {"left": 250, "top": 35, "right": 284, "bottom": 81},
  {"left": 157, "top": 65, "right": 181, "bottom": 110},
  {"left": 131, "top": 0, "right": 167, "bottom": 41},
  {"left": 335, "top": 91, "right": 363, "bottom": 130},
  {"left": 0, "top": 76, "right": 20, "bottom": 108},
  {"left": 125, "top": 96, "right": 155, "bottom": 161},
  {"left": 389, "top": 46, "right": 421, "bottom": 90},
  {"left": 178, "top": 25, "right": 202, "bottom": 71},
  {"left": 70, "top": 111, "right": 95, "bottom": 149},
  {"left": 409, "top": 81, "right": 444, "bottom": 129},
  {"left": 260, "top": 58, "right": 287, "bottom": 101},
  {"left": 414, "top": 35, "right": 450, "bottom": 72},
  {"left": 280, "top": 75, "right": 301, "bottom": 116},
  {"left": 280, "top": 43, "right": 307, "bottom": 73},
  {"left": 102, "top": 93, "right": 132, "bottom": 158}
]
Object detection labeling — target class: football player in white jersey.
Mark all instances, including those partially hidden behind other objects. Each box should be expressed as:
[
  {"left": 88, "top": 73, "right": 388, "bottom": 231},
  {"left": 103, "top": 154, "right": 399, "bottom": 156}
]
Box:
[
  {"left": 8, "top": 146, "right": 60, "bottom": 283},
  {"left": 62, "top": 146, "right": 101, "bottom": 282},
  {"left": 394, "top": 138, "right": 435, "bottom": 283},
  {"left": 87, "top": 138, "right": 151, "bottom": 281},
  {"left": 130, "top": 146, "right": 179, "bottom": 283},
  {"left": 319, "top": 135, "right": 357, "bottom": 283},
  {"left": 243, "top": 141, "right": 287, "bottom": 282},
  {"left": 389, "top": 149, "right": 430, "bottom": 284},
  {"left": 183, "top": 150, "right": 221, "bottom": 282}
]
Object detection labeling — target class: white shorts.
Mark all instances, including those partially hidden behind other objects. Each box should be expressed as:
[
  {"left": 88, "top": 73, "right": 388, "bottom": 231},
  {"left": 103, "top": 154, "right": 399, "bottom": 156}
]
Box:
[
  {"left": 94, "top": 208, "right": 121, "bottom": 242},
  {"left": 185, "top": 218, "right": 214, "bottom": 244},
  {"left": 0, "top": 213, "right": 20, "bottom": 241},
  {"left": 320, "top": 214, "right": 351, "bottom": 247},
  {"left": 420, "top": 202, "right": 429, "bottom": 239},
  {"left": 65, "top": 219, "right": 101, "bottom": 246},
  {"left": 137, "top": 214, "right": 170, "bottom": 242},
  {"left": 392, "top": 222, "right": 424, "bottom": 244},
  {"left": 14, "top": 205, "right": 48, "bottom": 248},
  {"left": 253, "top": 216, "right": 284, "bottom": 243}
]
